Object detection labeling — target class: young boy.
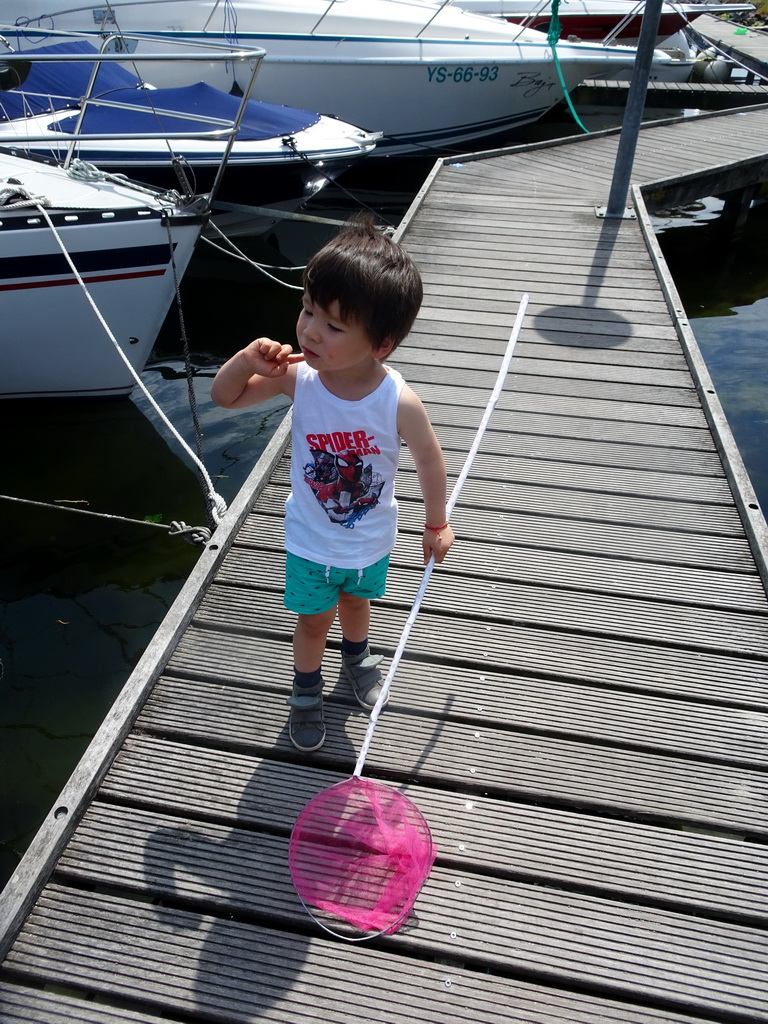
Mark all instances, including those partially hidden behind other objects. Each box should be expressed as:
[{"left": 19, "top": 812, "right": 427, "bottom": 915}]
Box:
[{"left": 211, "top": 215, "right": 455, "bottom": 752}]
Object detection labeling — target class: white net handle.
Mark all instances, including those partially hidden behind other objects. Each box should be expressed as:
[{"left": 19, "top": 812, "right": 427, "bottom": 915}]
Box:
[{"left": 353, "top": 293, "right": 530, "bottom": 777}]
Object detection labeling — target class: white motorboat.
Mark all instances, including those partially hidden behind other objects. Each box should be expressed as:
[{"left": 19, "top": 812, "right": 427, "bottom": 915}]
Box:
[
  {"left": 8, "top": 0, "right": 648, "bottom": 156},
  {"left": 0, "top": 38, "right": 379, "bottom": 210},
  {"left": 0, "top": 146, "right": 207, "bottom": 399}
]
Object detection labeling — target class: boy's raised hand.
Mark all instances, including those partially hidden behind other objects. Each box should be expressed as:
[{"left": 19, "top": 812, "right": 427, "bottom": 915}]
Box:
[
  {"left": 242, "top": 337, "right": 304, "bottom": 377},
  {"left": 211, "top": 338, "right": 305, "bottom": 408}
]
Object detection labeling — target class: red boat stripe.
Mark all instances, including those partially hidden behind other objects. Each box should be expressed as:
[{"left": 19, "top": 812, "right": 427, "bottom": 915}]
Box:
[{"left": 0, "top": 268, "right": 167, "bottom": 292}]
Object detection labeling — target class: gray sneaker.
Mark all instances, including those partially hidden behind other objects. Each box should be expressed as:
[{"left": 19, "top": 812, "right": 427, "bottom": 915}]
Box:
[
  {"left": 342, "top": 648, "right": 386, "bottom": 711},
  {"left": 287, "top": 680, "right": 325, "bottom": 752}
]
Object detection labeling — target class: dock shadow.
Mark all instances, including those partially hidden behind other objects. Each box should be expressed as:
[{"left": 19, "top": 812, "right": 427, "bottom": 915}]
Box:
[
  {"left": 142, "top": 677, "right": 372, "bottom": 1018},
  {"left": 531, "top": 217, "right": 635, "bottom": 350}
]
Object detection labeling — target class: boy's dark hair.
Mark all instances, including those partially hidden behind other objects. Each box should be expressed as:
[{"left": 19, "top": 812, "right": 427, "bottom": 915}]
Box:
[{"left": 303, "top": 213, "right": 423, "bottom": 353}]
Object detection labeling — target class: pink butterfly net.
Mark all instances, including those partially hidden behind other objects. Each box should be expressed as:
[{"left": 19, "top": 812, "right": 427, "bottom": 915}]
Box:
[
  {"left": 289, "top": 296, "right": 529, "bottom": 940},
  {"left": 289, "top": 776, "right": 436, "bottom": 936}
]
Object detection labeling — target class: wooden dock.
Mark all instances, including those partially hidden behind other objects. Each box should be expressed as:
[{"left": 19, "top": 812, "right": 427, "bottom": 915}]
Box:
[
  {"left": 578, "top": 13, "right": 768, "bottom": 109},
  {"left": 687, "top": 13, "right": 768, "bottom": 80},
  {"left": 2, "top": 104, "right": 768, "bottom": 1024},
  {"left": 575, "top": 76, "right": 768, "bottom": 109}
]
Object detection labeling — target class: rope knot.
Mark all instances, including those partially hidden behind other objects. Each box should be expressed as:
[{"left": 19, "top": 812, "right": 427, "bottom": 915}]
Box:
[
  {"left": 168, "top": 521, "right": 213, "bottom": 547},
  {"left": 208, "top": 492, "right": 228, "bottom": 526},
  {"left": 67, "top": 159, "right": 109, "bottom": 182}
]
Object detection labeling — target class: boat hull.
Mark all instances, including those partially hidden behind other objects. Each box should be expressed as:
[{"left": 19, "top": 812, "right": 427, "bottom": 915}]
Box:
[
  {"left": 106, "top": 153, "right": 365, "bottom": 207},
  {"left": 0, "top": 130, "right": 368, "bottom": 208},
  {"left": 0, "top": 46, "right": 379, "bottom": 204},
  {"left": 7, "top": 1, "right": 640, "bottom": 155},
  {"left": 88, "top": 39, "right": 639, "bottom": 155},
  {"left": 1, "top": 172, "right": 204, "bottom": 399}
]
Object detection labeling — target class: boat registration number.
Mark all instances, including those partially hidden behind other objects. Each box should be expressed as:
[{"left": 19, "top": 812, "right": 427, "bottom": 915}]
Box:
[{"left": 427, "top": 65, "right": 500, "bottom": 83}]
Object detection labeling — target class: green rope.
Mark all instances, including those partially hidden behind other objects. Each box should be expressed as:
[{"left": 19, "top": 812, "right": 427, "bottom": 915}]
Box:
[{"left": 546, "top": 0, "right": 590, "bottom": 134}]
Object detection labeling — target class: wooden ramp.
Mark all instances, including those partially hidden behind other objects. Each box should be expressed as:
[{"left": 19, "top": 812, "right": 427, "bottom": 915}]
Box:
[{"left": 2, "top": 105, "right": 768, "bottom": 1024}]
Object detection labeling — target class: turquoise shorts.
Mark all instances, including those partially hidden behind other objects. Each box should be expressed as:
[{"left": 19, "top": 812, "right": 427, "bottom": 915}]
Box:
[{"left": 284, "top": 552, "right": 390, "bottom": 615}]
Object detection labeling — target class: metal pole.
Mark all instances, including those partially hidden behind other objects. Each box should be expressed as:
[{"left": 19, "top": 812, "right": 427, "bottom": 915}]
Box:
[
  {"left": 597, "top": 0, "right": 664, "bottom": 219},
  {"left": 206, "top": 51, "right": 264, "bottom": 209}
]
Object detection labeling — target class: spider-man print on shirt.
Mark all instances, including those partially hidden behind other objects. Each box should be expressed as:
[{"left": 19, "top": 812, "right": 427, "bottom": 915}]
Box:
[{"left": 302, "top": 429, "right": 386, "bottom": 529}]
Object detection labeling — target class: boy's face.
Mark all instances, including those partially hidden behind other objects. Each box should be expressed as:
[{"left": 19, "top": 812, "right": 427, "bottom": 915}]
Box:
[{"left": 296, "top": 295, "right": 393, "bottom": 374}]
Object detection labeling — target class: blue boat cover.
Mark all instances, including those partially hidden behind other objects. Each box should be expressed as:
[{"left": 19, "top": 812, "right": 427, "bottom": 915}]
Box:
[
  {"left": 0, "top": 40, "right": 322, "bottom": 139},
  {"left": 0, "top": 40, "right": 139, "bottom": 117}
]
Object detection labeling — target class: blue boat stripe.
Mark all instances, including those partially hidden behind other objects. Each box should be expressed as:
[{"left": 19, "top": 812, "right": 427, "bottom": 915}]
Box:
[{"left": 0, "top": 244, "right": 173, "bottom": 282}]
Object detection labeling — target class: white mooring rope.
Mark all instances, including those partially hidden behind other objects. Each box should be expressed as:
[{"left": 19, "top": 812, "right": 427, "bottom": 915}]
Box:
[{"left": 16, "top": 172, "right": 228, "bottom": 531}]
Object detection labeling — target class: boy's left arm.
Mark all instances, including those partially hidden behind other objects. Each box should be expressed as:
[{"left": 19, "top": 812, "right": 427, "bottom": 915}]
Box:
[{"left": 398, "top": 386, "right": 456, "bottom": 565}]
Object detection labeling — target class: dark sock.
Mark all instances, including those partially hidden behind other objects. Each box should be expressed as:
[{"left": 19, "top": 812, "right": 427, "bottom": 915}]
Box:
[
  {"left": 293, "top": 667, "right": 322, "bottom": 690},
  {"left": 341, "top": 637, "right": 368, "bottom": 657}
]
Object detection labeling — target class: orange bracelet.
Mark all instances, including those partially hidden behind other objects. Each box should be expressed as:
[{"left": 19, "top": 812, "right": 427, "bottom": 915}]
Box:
[{"left": 424, "top": 521, "right": 449, "bottom": 532}]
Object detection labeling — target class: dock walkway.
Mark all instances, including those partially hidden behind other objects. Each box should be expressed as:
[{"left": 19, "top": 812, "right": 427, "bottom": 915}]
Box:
[
  {"left": 580, "top": 13, "right": 768, "bottom": 109},
  {"left": 2, "top": 104, "right": 768, "bottom": 1024},
  {"left": 576, "top": 76, "right": 768, "bottom": 109},
  {"left": 688, "top": 13, "right": 768, "bottom": 78}
]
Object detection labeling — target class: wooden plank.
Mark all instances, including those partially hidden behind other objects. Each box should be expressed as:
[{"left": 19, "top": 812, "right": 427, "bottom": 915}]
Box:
[
  {"left": 196, "top": 584, "right": 768, "bottom": 709},
  {"left": 219, "top": 545, "right": 768, "bottom": 657},
  {"left": 242, "top": 504, "right": 765, "bottom": 609},
  {"left": 410, "top": 380, "right": 712, "bottom": 427},
  {"left": 100, "top": 735, "right": 768, "bottom": 924},
  {"left": 276, "top": 440, "right": 735, "bottom": 505},
  {"left": 403, "top": 426, "right": 725, "bottom": 476},
  {"left": 415, "top": 309, "right": 688, "bottom": 349},
  {"left": 691, "top": 15, "right": 768, "bottom": 76},
  {"left": 57, "top": 800, "right": 768, "bottom": 925},
  {"left": 434, "top": 109, "right": 768, "bottom": 204},
  {"left": 2, "top": 886, "right": 725, "bottom": 1024},
  {"left": 435, "top": 316, "right": 681, "bottom": 349},
  {"left": 405, "top": 358, "right": 696, "bottom": 393},
  {"left": 0, "top": 986, "right": 171, "bottom": 1024},
  {"left": 578, "top": 79, "right": 768, "bottom": 110},
  {"left": 696, "top": 13, "right": 768, "bottom": 55},
  {"left": 416, "top": 257, "right": 666, "bottom": 288},
  {"left": 169, "top": 628, "right": 768, "bottom": 768},
  {"left": 136, "top": 673, "right": 768, "bottom": 835},
  {"left": 409, "top": 330, "right": 685, "bottom": 363},
  {"left": 400, "top": 402, "right": 716, "bottom": 450},
  {"left": 260, "top": 473, "right": 755, "bottom": 565},
  {"left": 42, "top": 806, "right": 768, "bottom": 1023},
  {"left": 410, "top": 369, "right": 703, "bottom": 408},
  {"left": 405, "top": 337, "right": 689, "bottom": 368},
  {"left": 392, "top": 469, "right": 745, "bottom": 533},
  {"left": 432, "top": 448, "right": 733, "bottom": 504},
  {"left": 408, "top": 242, "right": 668, "bottom": 274},
  {"left": 22, "top": 811, "right": 768, "bottom": 1019}
]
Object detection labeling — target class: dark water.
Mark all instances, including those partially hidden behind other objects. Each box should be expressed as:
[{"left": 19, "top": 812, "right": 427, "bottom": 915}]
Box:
[
  {"left": 653, "top": 196, "right": 768, "bottom": 511},
  {"left": 1, "top": 112, "right": 766, "bottom": 891}
]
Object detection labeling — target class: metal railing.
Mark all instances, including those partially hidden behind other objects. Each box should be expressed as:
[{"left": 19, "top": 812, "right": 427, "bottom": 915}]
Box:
[{"left": 0, "top": 28, "right": 266, "bottom": 206}]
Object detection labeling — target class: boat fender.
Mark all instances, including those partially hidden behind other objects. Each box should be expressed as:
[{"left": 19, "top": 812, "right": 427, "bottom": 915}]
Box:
[
  {"left": 691, "top": 46, "right": 732, "bottom": 83},
  {"left": 0, "top": 59, "right": 31, "bottom": 90}
]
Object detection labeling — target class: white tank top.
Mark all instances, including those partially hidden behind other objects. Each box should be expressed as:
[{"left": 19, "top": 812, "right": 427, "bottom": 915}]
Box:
[{"left": 285, "top": 361, "right": 405, "bottom": 569}]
